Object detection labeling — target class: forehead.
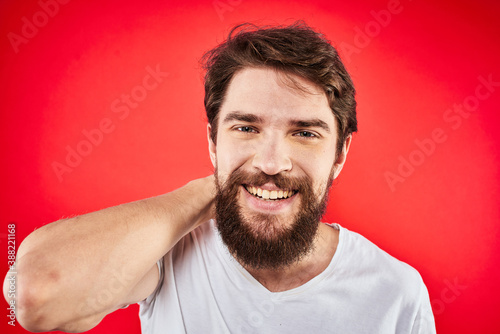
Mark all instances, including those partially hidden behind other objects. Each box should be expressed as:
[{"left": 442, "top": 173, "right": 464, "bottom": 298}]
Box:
[{"left": 219, "top": 67, "right": 335, "bottom": 127}]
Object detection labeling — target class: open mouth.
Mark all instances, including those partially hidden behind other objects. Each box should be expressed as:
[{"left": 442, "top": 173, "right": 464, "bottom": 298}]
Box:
[{"left": 244, "top": 185, "right": 297, "bottom": 200}]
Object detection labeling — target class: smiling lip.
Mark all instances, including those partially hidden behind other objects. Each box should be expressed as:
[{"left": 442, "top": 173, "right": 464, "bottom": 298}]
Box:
[
  {"left": 244, "top": 184, "right": 296, "bottom": 200},
  {"left": 241, "top": 184, "right": 297, "bottom": 213}
]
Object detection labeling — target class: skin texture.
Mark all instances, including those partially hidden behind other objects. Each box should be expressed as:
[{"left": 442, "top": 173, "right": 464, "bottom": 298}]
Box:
[{"left": 209, "top": 67, "right": 351, "bottom": 291}]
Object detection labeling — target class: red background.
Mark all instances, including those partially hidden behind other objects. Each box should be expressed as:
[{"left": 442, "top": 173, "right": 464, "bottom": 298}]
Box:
[{"left": 1, "top": 0, "right": 499, "bottom": 333}]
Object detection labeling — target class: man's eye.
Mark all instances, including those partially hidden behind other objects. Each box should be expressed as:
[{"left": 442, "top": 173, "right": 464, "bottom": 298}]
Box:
[
  {"left": 237, "top": 126, "right": 255, "bottom": 133},
  {"left": 295, "top": 131, "right": 316, "bottom": 138}
]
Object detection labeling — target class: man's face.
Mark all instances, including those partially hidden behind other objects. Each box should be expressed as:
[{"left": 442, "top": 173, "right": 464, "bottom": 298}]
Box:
[{"left": 209, "top": 67, "right": 342, "bottom": 270}]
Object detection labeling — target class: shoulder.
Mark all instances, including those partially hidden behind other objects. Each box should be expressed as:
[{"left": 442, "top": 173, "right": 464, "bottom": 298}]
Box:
[
  {"left": 168, "top": 219, "right": 218, "bottom": 264},
  {"left": 333, "top": 224, "right": 427, "bottom": 299},
  {"left": 140, "top": 220, "right": 218, "bottom": 306},
  {"left": 176, "top": 219, "right": 217, "bottom": 249}
]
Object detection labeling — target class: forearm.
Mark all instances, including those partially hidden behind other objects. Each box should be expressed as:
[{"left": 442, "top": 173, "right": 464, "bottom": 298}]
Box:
[{"left": 5, "top": 175, "right": 215, "bottom": 332}]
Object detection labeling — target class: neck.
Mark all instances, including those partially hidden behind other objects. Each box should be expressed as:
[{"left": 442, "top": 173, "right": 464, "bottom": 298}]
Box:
[{"left": 240, "top": 223, "right": 339, "bottom": 292}]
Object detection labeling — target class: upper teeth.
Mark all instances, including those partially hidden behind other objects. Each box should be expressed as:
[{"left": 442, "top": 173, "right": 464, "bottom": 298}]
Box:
[{"left": 245, "top": 186, "right": 294, "bottom": 200}]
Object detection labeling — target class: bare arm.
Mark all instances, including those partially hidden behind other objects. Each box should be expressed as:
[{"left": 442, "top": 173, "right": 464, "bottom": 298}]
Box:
[{"left": 3, "top": 175, "right": 215, "bottom": 332}]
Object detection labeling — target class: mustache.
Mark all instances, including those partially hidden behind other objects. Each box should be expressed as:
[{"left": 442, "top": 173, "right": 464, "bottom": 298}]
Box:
[{"left": 217, "top": 167, "right": 312, "bottom": 194}]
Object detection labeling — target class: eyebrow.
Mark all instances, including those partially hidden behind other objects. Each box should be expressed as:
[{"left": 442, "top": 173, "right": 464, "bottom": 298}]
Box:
[
  {"left": 222, "top": 111, "right": 331, "bottom": 133},
  {"left": 289, "top": 119, "right": 331, "bottom": 133},
  {"left": 222, "top": 112, "right": 264, "bottom": 124}
]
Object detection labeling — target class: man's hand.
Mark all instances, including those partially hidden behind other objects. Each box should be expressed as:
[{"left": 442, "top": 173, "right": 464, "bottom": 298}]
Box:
[
  {"left": 2, "top": 175, "right": 216, "bottom": 332},
  {"left": 184, "top": 174, "right": 216, "bottom": 230}
]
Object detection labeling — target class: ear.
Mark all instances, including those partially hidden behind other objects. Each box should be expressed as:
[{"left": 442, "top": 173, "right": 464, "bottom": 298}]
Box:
[
  {"left": 333, "top": 134, "right": 352, "bottom": 179},
  {"left": 207, "top": 124, "right": 216, "bottom": 168}
]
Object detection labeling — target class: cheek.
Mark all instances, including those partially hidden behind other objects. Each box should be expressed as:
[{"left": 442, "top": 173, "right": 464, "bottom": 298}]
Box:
[
  {"left": 215, "top": 141, "right": 251, "bottom": 175},
  {"left": 296, "top": 149, "right": 336, "bottom": 192},
  {"left": 295, "top": 144, "right": 336, "bottom": 171}
]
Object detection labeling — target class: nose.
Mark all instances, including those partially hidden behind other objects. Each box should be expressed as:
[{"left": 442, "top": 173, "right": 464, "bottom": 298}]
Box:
[{"left": 252, "top": 137, "right": 292, "bottom": 175}]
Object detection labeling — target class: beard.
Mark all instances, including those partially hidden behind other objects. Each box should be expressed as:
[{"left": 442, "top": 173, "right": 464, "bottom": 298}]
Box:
[{"left": 214, "top": 167, "right": 333, "bottom": 271}]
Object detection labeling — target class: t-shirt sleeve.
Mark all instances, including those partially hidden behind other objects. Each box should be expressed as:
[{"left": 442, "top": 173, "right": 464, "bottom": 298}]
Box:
[
  {"left": 411, "top": 281, "right": 436, "bottom": 334},
  {"left": 138, "top": 258, "right": 164, "bottom": 318}
]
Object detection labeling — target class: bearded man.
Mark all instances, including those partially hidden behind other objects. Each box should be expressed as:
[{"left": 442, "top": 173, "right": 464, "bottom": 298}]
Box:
[{"left": 4, "top": 23, "right": 435, "bottom": 333}]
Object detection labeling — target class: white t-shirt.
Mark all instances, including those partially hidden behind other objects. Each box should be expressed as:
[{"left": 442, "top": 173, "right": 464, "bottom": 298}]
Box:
[{"left": 139, "top": 220, "right": 435, "bottom": 333}]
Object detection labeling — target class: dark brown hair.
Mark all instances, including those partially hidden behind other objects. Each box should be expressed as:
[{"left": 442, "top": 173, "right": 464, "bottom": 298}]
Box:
[{"left": 201, "top": 22, "right": 357, "bottom": 156}]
